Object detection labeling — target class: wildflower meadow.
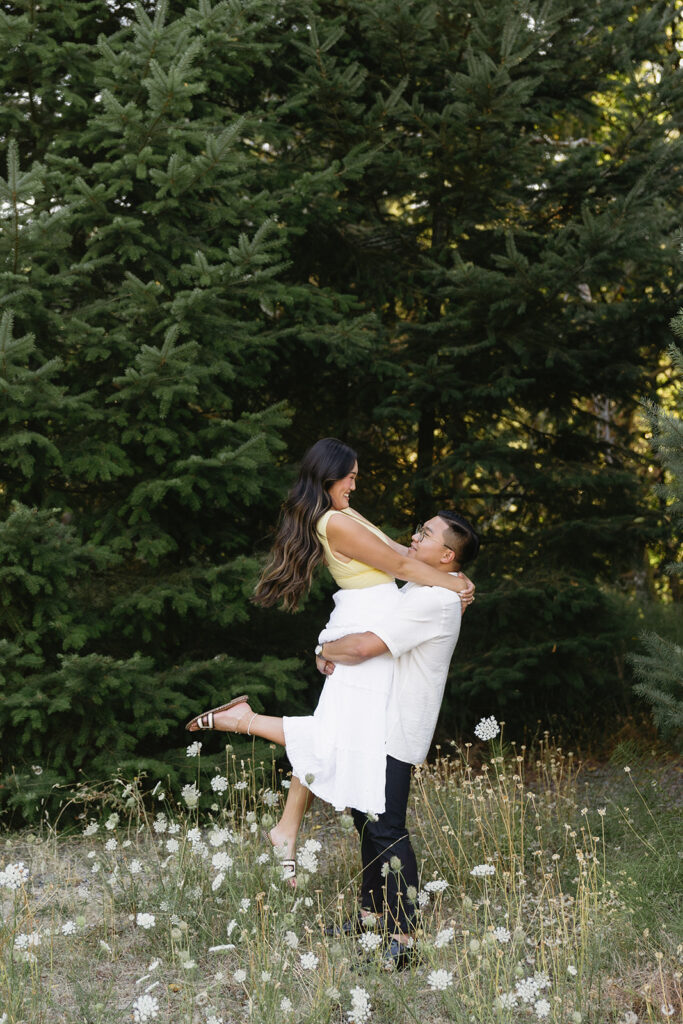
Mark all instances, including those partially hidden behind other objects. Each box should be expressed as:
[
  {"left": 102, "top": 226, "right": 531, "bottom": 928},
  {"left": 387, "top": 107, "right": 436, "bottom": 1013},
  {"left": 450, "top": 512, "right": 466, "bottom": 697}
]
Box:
[{"left": 0, "top": 724, "right": 680, "bottom": 1024}]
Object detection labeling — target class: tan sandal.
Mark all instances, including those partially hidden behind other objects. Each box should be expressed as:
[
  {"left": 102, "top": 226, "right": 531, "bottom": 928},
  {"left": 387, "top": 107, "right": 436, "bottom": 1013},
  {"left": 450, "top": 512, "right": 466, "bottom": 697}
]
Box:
[{"left": 185, "top": 695, "right": 253, "bottom": 732}]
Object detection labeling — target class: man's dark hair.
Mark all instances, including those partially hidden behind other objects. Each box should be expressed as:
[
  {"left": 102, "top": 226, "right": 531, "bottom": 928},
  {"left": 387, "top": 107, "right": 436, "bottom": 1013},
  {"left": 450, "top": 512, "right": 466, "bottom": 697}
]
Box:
[{"left": 436, "top": 510, "right": 480, "bottom": 566}]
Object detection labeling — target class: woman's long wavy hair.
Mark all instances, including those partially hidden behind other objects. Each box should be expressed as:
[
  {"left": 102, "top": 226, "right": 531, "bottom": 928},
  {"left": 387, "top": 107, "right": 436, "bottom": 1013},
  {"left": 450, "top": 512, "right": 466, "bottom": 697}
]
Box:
[{"left": 253, "top": 438, "right": 358, "bottom": 611}]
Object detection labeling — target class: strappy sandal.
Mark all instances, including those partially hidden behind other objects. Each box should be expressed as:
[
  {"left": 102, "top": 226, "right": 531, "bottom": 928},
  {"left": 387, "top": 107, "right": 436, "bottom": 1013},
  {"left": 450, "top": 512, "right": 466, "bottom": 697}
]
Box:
[
  {"left": 185, "top": 695, "right": 253, "bottom": 732},
  {"left": 281, "top": 859, "right": 296, "bottom": 886}
]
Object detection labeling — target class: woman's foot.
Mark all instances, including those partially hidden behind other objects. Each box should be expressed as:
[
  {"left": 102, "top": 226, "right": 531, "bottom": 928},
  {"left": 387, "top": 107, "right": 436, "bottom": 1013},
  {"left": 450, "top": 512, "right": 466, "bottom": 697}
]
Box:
[
  {"left": 185, "top": 696, "right": 256, "bottom": 733},
  {"left": 267, "top": 826, "right": 297, "bottom": 888}
]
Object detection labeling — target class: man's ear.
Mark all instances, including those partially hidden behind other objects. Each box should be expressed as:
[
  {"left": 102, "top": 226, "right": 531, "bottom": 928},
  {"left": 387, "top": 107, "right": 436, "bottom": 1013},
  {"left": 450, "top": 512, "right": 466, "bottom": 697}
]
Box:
[{"left": 441, "top": 548, "right": 457, "bottom": 567}]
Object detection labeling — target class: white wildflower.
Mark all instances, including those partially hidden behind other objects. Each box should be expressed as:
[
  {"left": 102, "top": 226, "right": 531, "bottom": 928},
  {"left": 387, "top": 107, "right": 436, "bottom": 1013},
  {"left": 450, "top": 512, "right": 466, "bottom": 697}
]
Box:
[
  {"left": 661, "top": 1005, "right": 675, "bottom": 1018},
  {"left": 212, "top": 851, "right": 233, "bottom": 871},
  {"left": 493, "top": 926, "right": 511, "bottom": 943},
  {"left": 153, "top": 815, "right": 167, "bottom": 834},
  {"left": 297, "top": 838, "right": 322, "bottom": 873},
  {"left": 167, "top": 822, "right": 180, "bottom": 834},
  {"left": 470, "top": 863, "right": 495, "bottom": 877},
  {"left": 567, "top": 964, "right": 578, "bottom": 976},
  {"left": 166, "top": 838, "right": 179, "bottom": 854},
  {"left": 83, "top": 821, "right": 98, "bottom": 836},
  {"left": 233, "top": 968, "right": 247, "bottom": 983},
  {"left": 516, "top": 977, "right": 540, "bottom": 1003},
  {"left": 234, "top": 780, "right": 248, "bottom": 791},
  {"left": 535, "top": 998, "right": 551, "bottom": 1018},
  {"left": 280, "top": 997, "right": 293, "bottom": 1012},
  {"left": 300, "top": 952, "right": 319, "bottom": 970},
  {"left": 417, "top": 889, "right": 430, "bottom": 908},
  {"left": 257, "top": 852, "right": 270, "bottom": 864},
  {"left": 104, "top": 813, "right": 119, "bottom": 830},
  {"left": 211, "top": 873, "right": 224, "bottom": 891},
  {"left": 358, "top": 932, "right": 383, "bottom": 952},
  {"left": 262, "top": 788, "right": 279, "bottom": 807},
  {"left": 434, "top": 927, "right": 454, "bottom": 948},
  {"left": 187, "top": 828, "right": 202, "bottom": 845},
  {"left": 132, "top": 994, "right": 159, "bottom": 1022},
  {"left": 284, "top": 930, "right": 299, "bottom": 949},
  {"left": 347, "top": 985, "right": 371, "bottom": 1023},
  {"left": 226, "top": 919, "right": 238, "bottom": 937},
  {"left": 61, "top": 921, "right": 77, "bottom": 935},
  {"left": 129, "top": 860, "right": 143, "bottom": 875},
  {"left": 209, "top": 828, "right": 230, "bottom": 847},
  {"left": 104, "top": 838, "right": 118, "bottom": 852},
  {"left": 181, "top": 783, "right": 200, "bottom": 808},
  {"left": 497, "top": 992, "right": 518, "bottom": 1009},
  {"left": 327, "top": 986, "right": 341, "bottom": 1000},
  {"left": 239, "top": 897, "right": 250, "bottom": 913},
  {"left": 207, "top": 1017, "right": 223, "bottom": 1024},
  {"left": 427, "top": 969, "right": 453, "bottom": 991},
  {"left": 261, "top": 971, "right": 271, "bottom": 982},
  {"left": 474, "top": 715, "right": 500, "bottom": 741},
  {"left": 0, "top": 862, "right": 29, "bottom": 890},
  {"left": 136, "top": 913, "right": 155, "bottom": 930},
  {"left": 186, "top": 741, "right": 202, "bottom": 757},
  {"left": 211, "top": 775, "right": 228, "bottom": 793},
  {"left": 423, "top": 879, "right": 449, "bottom": 893},
  {"left": 14, "top": 932, "right": 41, "bottom": 950},
  {"left": 534, "top": 971, "right": 550, "bottom": 990}
]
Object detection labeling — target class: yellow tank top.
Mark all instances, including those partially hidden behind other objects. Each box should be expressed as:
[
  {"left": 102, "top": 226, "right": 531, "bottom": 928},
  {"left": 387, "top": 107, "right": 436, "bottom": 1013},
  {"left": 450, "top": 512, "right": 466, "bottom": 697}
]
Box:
[{"left": 316, "top": 508, "right": 394, "bottom": 589}]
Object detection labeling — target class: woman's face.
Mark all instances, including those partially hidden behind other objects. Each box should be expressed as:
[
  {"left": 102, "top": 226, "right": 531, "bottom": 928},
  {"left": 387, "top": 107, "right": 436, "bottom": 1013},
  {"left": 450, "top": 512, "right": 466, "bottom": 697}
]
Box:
[{"left": 328, "top": 461, "right": 358, "bottom": 510}]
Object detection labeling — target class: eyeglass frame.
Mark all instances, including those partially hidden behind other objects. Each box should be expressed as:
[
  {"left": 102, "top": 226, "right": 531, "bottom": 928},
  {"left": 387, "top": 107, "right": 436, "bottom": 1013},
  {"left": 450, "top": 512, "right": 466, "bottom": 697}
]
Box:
[{"left": 414, "top": 522, "right": 457, "bottom": 553}]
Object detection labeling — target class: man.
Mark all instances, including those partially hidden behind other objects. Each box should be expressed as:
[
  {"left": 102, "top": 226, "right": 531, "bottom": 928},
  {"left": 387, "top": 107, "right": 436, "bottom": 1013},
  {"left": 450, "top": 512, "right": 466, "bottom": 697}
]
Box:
[{"left": 315, "top": 510, "right": 479, "bottom": 969}]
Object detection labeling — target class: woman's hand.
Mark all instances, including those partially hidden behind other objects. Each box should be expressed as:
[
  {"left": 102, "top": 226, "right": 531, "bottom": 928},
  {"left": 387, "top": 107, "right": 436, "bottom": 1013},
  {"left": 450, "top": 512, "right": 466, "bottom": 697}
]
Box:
[
  {"left": 316, "top": 654, "right": 335, "bottom": 676},
  {"left": 458, "top": 572, "right": 476, "bottom": 612}
]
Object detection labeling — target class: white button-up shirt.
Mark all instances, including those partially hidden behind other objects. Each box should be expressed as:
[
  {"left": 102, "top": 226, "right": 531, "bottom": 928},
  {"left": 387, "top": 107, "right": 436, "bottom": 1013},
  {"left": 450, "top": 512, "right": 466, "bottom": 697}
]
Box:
[{"left": 362, "top": 578, "right": 462, "bottom": 765}]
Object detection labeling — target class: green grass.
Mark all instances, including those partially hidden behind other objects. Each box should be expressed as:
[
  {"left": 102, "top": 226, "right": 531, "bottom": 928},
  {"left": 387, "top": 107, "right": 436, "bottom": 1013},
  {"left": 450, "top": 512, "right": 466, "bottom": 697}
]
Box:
[{"left": 0, "top": 734, "right": 680, "bottom": 1024}]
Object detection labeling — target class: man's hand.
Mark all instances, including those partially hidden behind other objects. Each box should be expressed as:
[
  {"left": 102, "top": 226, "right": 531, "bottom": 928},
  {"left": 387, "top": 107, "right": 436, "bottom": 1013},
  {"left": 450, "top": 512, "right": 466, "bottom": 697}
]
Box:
[
  {"left": 458, "top": 572, "right": 476, "bottom": 613},
  {"left": 316, "top": 654, "right": 335, "bottom": 676}
]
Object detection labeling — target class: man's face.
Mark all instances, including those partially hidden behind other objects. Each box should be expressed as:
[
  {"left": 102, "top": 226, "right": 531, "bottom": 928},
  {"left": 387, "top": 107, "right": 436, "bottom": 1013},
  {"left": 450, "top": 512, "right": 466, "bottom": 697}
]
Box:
[{"left": 408, "top": 516, "right": 455, "bottom": 567}]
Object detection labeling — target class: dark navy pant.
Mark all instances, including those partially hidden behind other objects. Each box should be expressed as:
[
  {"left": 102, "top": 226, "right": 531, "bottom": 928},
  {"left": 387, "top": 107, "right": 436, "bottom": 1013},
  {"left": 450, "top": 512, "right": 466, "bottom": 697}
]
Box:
[{"left": 351, "top": 755, "right": 418, "bottom": 934}]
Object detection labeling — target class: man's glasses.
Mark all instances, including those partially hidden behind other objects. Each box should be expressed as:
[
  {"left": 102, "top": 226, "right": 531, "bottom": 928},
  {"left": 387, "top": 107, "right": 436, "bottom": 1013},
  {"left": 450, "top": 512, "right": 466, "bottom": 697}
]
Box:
[{"left": 414, "top": 523, "right": 456, "bottom": 553}]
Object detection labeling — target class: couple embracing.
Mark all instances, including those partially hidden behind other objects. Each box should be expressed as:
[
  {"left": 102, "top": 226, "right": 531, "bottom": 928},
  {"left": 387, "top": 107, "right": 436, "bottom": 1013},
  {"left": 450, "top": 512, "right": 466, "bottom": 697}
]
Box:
[{"left": 187, "top": 438, "right": 479, "bottom": 970}]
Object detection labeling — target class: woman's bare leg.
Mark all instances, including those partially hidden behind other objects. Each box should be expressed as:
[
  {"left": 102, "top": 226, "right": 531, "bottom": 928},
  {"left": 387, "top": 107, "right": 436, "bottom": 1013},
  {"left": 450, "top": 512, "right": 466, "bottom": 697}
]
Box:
[
  {"left": 187, "top": 701, "right": 314, "bottom": 880},
  {"left": 269, "top": 777, "right": 315, "bottom": 859}
]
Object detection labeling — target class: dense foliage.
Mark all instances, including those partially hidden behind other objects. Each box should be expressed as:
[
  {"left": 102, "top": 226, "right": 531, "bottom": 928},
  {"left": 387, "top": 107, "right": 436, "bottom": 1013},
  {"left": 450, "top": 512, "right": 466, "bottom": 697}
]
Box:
[{"left": 1, "top": 0, "right": 681, "bottom": 812}]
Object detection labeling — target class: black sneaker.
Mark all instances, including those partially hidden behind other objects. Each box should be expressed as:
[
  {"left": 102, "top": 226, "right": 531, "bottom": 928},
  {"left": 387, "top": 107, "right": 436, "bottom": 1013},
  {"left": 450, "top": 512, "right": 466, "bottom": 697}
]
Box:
[{"left": 324, "top": 913, "right": 365, "bottom": 938}]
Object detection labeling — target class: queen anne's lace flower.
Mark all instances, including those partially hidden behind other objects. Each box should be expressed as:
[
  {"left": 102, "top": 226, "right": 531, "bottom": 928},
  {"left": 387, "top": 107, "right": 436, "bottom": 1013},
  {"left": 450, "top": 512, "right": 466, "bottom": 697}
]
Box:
[
  {"left": 186, "top": 741, "right": 202, "bottom": 757},
  {"left": 136, "top": 913, "right": 155, "bottom": 930},
  {"left": 474, "top": 715, "right": 500, "bottom": 741},
  {"left": 516, "top": 977, "right": 541, "bottom": 1003},
  {"left": 0, "top": 862, "right": 29, "bottom": 890},
  {"left": 434, "top": 926, "right": 455, "bottom": 948},
  {"left": 212, "top": 852, "right": 233, "bottom": 871},
  {"left": 427, "top": 969, "right": 453, "bottom": 991},
  {"left": 300, "top": 952, "right": 319, "bottom": 970},
  {"left": 211, "top": 775, "right": 228, "bottom": 792},
  {"left": 347, "top": 986, "right": 371, "bottom": 1023},
  {"left": 535, "top": 999, "right": 551, "bottom": 1018},
  {"left": 181, "top": 783, "right": 200, "bottom": 808},
  {"left": 470, "top": 863, "right": 495, "bottom": 877},
  {"left": 423, "top": 879, "right": 449, "bottom": 893},
  {"left": 132, "top": 994, "right": 159, "bottom": 1022},
  {"left": 358, "top": 932, "right": 382, "bottom": 952},
  {"left": 493, "top": 926, "right": 511, "bottom": 943}
]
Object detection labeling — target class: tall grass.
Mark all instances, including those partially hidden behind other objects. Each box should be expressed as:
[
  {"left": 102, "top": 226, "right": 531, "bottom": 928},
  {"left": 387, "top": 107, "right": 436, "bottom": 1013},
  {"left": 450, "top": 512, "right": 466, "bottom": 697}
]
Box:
[{"left": 0, "top": 734, "right": 679, "bottom": 1023}]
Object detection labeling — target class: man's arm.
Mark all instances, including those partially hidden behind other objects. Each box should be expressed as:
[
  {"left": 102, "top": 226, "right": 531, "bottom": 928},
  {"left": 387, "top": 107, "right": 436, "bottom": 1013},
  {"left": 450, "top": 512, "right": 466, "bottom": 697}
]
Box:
[{"left": 315, "top": 632, "right": 388, "bottom": 675}]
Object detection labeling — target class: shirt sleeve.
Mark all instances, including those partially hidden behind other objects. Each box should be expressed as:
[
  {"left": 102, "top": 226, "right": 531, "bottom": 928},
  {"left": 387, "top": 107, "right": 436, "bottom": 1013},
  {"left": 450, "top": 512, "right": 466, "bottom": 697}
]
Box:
[{"left": 363, "top": 585, "right": 461, "bottom": 659}]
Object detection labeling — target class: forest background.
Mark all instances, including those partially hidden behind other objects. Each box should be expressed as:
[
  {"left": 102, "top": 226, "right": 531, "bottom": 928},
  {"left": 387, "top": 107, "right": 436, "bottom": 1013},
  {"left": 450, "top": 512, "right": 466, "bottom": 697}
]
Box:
[{"left": 1, "top": 0, "right": 681, "bottom": 823}]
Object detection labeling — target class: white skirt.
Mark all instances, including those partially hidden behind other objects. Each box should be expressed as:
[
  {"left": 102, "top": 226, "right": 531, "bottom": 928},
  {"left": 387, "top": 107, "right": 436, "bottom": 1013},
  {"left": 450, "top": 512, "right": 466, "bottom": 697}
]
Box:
[{"left": 283, "top": 582, "right": 399, "bottom": 815}]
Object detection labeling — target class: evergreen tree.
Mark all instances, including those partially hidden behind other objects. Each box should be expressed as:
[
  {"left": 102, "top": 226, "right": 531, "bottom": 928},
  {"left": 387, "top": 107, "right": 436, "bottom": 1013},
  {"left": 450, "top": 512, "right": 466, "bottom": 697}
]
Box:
[
  {"left": 630, "top": 334, "right": 683, "bottom": 743},
  {"left": 0, "top": 0, "right": 371, "bottom": 803}
]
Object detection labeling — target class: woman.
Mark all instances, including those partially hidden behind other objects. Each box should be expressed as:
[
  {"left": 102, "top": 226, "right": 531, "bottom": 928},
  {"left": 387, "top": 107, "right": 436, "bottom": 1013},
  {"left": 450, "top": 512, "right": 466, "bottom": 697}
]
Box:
[{"left": 186, "top": 438, "right": 474, "bottom": 877}]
